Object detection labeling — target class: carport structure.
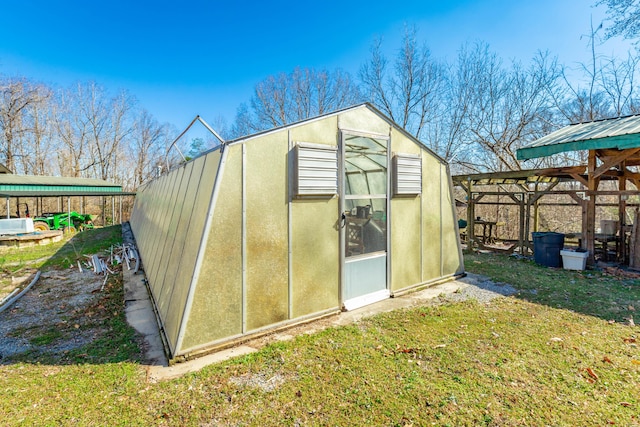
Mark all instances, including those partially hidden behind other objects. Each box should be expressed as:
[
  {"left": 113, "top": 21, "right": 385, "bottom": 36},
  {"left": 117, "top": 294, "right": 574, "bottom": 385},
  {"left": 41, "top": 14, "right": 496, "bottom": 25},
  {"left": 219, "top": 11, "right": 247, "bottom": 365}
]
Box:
[
  {"left": 0, "top": 173, "right": 132, "bottom": 224},
  {"left": 517, "top": 114, "right": 640, "bottom": 264}
]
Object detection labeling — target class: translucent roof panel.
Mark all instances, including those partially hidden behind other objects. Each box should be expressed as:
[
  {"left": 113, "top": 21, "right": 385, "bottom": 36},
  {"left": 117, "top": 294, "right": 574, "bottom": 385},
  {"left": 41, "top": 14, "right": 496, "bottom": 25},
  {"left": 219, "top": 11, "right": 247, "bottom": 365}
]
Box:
[{"left": 344, "top": 135, "right": 387, "bottom": 196}]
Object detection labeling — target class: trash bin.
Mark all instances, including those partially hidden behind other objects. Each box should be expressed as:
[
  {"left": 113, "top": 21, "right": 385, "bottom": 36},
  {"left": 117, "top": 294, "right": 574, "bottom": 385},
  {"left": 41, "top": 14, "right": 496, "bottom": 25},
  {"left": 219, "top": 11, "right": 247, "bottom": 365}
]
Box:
[{"left": 532, "top": 232, "right": 565, "bottom": 268}]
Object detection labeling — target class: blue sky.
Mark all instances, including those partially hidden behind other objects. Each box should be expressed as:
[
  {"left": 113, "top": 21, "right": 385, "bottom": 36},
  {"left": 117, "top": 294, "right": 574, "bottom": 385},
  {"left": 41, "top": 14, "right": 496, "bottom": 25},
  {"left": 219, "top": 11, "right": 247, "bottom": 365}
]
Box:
[{"left": 0, "top": 0, "right": 634, "bottom": 132}]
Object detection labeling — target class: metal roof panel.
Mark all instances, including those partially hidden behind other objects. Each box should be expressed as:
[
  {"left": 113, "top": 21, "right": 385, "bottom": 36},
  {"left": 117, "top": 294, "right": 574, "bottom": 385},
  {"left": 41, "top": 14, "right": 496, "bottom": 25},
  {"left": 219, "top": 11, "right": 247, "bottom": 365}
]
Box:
[{"left": 518, "top": 115, "right": 640, "bottom": 160}]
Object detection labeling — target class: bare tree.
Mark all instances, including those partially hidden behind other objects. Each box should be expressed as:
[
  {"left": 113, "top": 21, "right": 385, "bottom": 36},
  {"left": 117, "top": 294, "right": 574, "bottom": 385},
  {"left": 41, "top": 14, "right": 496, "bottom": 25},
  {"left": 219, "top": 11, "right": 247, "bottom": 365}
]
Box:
[
  {"left": 456, "top": 43, "right": 562, "bottom": 171},
  {"left": 597, "top": 0, "right": 640, "bottom": 41},
  {"left": 426, "top": 47, "right": 486, "bottom": 165},
  {"left": 16, "top": 83, "right": 53, "bottom": 175},
  {"left": 72, "top": 82, "right": 135, "bottom": 180},
  {"left": 359, "top": 26, "right": 444, "bottom": 142},
  {"left": 130, "top": 109, "right": 168, "bottom": 189},
  {"left": 0, "top": 78, "right": 41, "bottom": 172},
  {"left": 232, "top": 66, "right": 361, "bottom": 137},
  {"left": 600, "top": 52, "right": 640, "bottom": 115},
  {"left": 52, "top": 84, "right": 91, "bottom": 177},
  {"left": 554, "top": 19, "right": 640, "bottom": 124}
]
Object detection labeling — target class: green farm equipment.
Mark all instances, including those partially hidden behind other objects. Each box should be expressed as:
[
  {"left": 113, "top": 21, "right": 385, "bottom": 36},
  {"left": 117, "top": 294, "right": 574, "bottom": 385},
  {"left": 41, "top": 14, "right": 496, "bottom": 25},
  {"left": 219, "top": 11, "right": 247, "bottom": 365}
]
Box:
[{"left": 33, "top": 212, "right": 94, "bottom": 233}]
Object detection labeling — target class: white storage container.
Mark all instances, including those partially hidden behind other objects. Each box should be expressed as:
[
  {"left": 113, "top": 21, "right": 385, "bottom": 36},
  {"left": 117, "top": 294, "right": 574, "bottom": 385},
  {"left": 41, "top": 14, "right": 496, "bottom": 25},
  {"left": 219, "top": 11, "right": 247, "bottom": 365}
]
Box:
[
  {"left": 0, "top": 218, "right": 34, "bottom": 235},
  {"left": 560, "top": 250, "right": 588, "bottom": 271}
]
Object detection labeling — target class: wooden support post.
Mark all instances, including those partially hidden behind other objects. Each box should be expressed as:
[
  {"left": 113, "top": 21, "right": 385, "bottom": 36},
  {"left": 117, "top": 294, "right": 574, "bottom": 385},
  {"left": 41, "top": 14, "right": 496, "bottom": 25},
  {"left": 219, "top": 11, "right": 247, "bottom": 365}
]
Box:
[
  {"left": 619, "top": 161, "right": 627, "bottom": 263},
  {"left": 586, "top": 150, "right": 598, "bottom": 264},
  {"left": 466, "top": 178, "right": 475, "bottom": 251},
  {"left": 525, "top": 192, "right": 533, "bottom": 255},
  {"left": 519, "top": 195, "right": 526, "bottom": 254},
  {"left": 532, "top": 184, "right": 539, "bottom": 233}
]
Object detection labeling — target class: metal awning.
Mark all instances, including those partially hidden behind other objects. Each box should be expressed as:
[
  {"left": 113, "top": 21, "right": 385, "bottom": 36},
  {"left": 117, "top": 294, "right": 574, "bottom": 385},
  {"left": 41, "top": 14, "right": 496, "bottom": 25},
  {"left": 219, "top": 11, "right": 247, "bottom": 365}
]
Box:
[
  {"left": 0, "top": 175, "right": 132, "bottom": 197},
  {"left": 517, "top": 115, "right": 640, "bottom": 160}
]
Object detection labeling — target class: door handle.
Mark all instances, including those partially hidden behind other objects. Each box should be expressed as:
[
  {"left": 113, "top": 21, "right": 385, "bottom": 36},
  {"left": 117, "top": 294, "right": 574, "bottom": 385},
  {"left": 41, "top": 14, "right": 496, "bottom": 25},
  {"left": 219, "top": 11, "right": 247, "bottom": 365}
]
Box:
[{"left": 340, "top": 212, "right": 347, "bottom": 228}]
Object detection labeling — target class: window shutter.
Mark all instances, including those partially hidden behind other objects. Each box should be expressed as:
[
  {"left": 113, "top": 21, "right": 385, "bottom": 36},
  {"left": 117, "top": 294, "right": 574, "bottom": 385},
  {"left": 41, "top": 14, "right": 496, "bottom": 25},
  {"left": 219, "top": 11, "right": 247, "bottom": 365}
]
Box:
[
  {"left": 293, "top": 143, "right": 338, "bottom": 197},
  {"left": 393, "top": 153, "right": 422, "bottom": 196}
]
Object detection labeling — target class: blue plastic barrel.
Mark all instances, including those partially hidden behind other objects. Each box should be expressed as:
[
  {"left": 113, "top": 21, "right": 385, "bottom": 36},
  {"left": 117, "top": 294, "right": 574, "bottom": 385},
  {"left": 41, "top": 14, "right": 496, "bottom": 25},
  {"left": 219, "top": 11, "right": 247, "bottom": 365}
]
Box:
[{"left": 532, "top": 232, "right": 565, "bottom": 268}]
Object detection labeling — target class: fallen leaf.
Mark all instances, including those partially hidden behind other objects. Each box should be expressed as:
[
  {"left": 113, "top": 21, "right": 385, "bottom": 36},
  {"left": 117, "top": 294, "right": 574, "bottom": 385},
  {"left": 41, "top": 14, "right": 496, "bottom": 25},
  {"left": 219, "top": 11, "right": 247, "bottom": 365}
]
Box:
[
  {"left": 585, "top": 367, "right": 599, "bottom": 381},
  {"left": 602, "top": 356, "right": 613, "bottom": 364},
  {"left": 623, "top": 337, "right": 637, "bottom": 344},
  {"left": 295, "top": 390, "right": 302, "bottom": 398},
  {"left": 620, "top": 402, "right": 632, "bottom": 407},
  {"left": 631, "top": 360, "right": 640, "bottom": 365},
  {"left": 549, "top": 337, "right": 563, "bottom": 342},
  {"left": 433, "top": 344, "right": 447, "bottom": 349}
]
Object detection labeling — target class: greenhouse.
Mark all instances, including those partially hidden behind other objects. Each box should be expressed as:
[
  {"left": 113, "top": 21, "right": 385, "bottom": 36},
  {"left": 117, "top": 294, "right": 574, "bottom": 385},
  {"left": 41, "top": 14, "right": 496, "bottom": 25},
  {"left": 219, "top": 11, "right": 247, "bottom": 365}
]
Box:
[{"left": 130, "top": 103, "right": 464, "bottom": 361}]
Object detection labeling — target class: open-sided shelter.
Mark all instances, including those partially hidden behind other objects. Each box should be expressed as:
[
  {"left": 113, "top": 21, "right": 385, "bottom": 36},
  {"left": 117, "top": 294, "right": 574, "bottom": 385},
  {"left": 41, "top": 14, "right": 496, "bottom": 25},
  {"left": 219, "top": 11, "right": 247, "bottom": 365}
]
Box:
[
  {"left": 130, "top": 104, "right": 464, "bottom": 361},
  {"left": 517, "top": 114, "right": 640, "bottom": 264},
  {"left": 0, "top": 174, "right": 129, "bottom": 222}
]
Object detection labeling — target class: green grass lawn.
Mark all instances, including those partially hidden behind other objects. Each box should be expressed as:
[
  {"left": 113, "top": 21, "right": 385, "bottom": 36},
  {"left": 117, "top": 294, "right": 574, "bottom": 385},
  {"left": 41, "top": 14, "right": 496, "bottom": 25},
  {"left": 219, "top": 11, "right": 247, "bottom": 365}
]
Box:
[{"left": 1, "top": 246, "right": 639, "bottom": 426}]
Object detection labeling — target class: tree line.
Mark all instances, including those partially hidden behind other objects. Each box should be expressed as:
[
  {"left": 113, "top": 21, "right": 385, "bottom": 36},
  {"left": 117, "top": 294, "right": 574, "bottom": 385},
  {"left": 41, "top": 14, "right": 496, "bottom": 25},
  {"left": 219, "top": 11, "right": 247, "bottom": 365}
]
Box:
[
  {"left": 2, "top": 18, "right": 639, "bottom": 190},
  {"left": 232, "top": 27, "right": 639, "bottom": 173},
  {"left": 0, "top": 79, "right": 174, "bottom": 191}
]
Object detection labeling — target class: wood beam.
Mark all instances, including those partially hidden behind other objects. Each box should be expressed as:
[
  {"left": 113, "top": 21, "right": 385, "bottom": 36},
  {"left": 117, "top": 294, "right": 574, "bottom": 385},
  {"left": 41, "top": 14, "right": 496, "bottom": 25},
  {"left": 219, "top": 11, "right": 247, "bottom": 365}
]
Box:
[
  {"left": 568, "top": 192, "right": 586, "bottom": 206},
  {"left": 593, "top": 148, "right": 640, "bottom": 179},
  {"left": 570, "top": 173, "right": 589, "bottom": 187}
]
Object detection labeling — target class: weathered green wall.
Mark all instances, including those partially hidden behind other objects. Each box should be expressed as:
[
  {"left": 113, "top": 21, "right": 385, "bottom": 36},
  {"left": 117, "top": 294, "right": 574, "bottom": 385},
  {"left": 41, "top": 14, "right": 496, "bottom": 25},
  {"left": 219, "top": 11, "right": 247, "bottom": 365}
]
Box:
[
  {"left": 182, "top": 145, "right": 243, "bottom": 350},
  {"left": 290, "top": 117, "right": 340, "bottom": 317},
  {"left": 390, "top": 196, "right": 422, "bottom": 291},
  {"left": 163, "top": 153, "right": 220, "bottom": 348},
  {"left": 245, "top": 132, "right": 290, "bottom": 331},
  {"left": 389, "top": 128, "right": 422, "bottom": 291},
  {"left": 130, "top": 153, "right": 222, "bottom": 355},
  {"left": 440, "top": 164, "right": 464, "bottom": 276},
  {"left": 338, "top": 109, "right": 390, "bottom": 135},
  {"left": 147, "top": 168, "right": 184, "bottom": 299},
  {"left": 421, "top": 154, "right": 446, "bottom": 282}
]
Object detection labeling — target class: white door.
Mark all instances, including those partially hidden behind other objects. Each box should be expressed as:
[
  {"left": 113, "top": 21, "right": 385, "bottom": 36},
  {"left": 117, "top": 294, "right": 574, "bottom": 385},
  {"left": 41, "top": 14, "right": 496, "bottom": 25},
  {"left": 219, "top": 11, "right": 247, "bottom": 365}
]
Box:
[{"left": 340, "top": 132, "right": 389, "bottom": 310}]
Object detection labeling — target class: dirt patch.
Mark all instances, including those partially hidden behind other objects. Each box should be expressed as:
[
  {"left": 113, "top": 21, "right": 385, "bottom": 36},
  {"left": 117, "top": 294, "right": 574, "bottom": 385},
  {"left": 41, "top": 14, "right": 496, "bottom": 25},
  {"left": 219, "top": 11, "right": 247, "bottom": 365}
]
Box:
[{"left": 0, "top": 268, "right": 112, "bottom": 363}]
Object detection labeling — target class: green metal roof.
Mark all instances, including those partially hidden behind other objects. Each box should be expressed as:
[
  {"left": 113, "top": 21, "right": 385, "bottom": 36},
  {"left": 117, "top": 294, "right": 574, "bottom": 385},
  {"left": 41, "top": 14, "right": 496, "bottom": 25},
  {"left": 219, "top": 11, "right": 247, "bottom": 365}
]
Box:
[
  {"left": 0, "top": 174, "right": 128, "bottom": 197},
  {"left": 517, "top": 115, "right": 640, "bottom": 160}
]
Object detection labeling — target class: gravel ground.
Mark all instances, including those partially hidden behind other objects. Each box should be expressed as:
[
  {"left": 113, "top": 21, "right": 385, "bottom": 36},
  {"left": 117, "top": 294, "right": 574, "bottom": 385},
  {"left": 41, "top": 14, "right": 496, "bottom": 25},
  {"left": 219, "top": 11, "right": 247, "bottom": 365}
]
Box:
[
  {"left": 446, "top": 272, "right": 518, "bottom": 303},
  {"left": 0, "top": 269, "right": 108, "bottom": 363}
]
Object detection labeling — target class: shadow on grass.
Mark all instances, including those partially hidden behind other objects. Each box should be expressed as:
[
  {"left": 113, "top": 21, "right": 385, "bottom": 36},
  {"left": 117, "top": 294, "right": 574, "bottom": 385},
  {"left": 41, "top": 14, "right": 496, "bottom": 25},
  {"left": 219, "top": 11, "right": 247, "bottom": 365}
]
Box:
[
  {"left": 463, "top": 251, "right": 640, "bottom": 324},
  {"left": 40, "top": 225, "right": 123, "bottom": 270},
  {"left": 0, "top": 225, "right": 144, "bottom": 366}
]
